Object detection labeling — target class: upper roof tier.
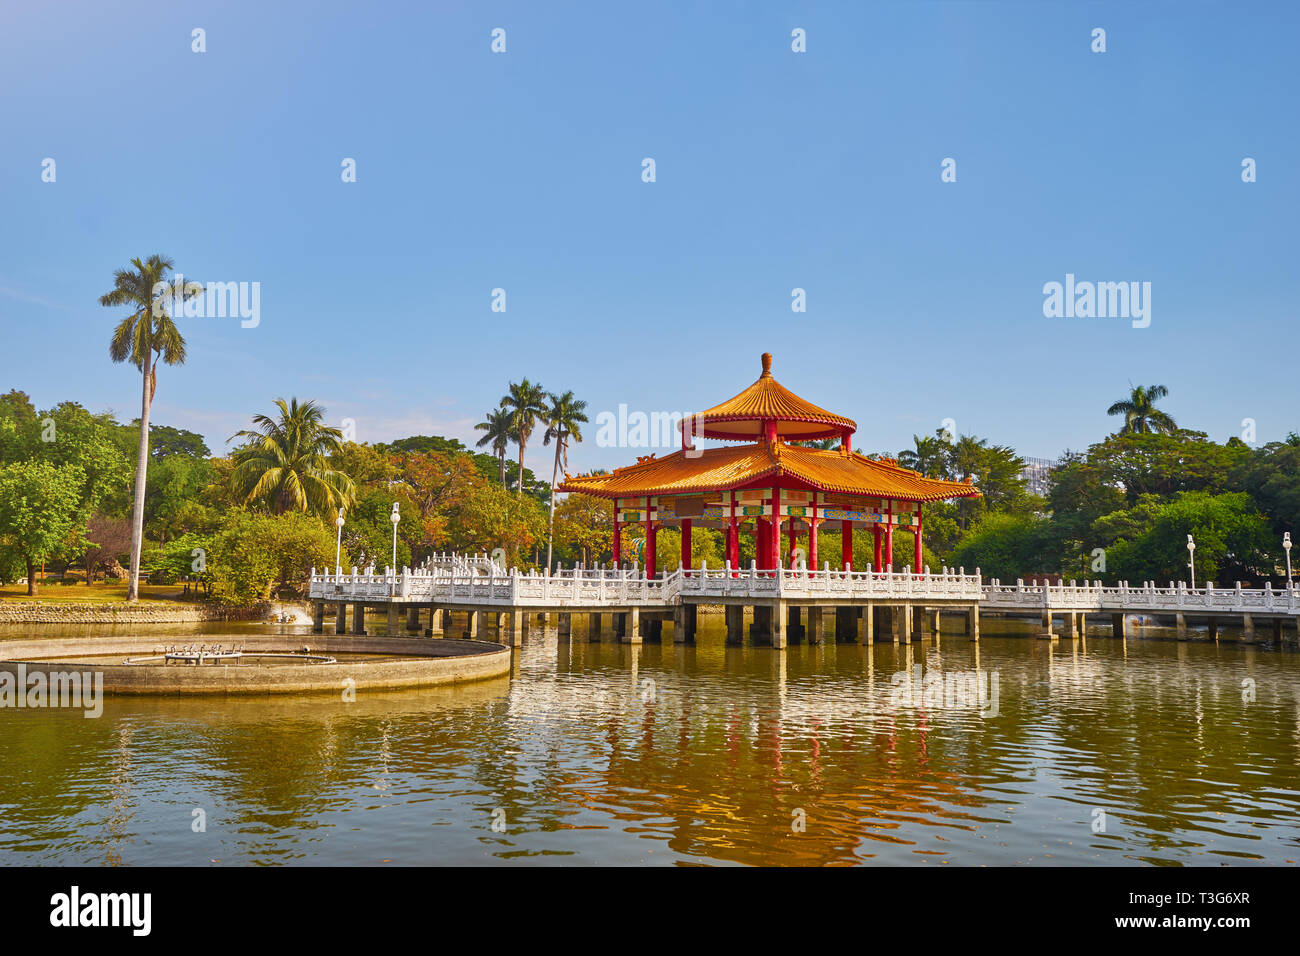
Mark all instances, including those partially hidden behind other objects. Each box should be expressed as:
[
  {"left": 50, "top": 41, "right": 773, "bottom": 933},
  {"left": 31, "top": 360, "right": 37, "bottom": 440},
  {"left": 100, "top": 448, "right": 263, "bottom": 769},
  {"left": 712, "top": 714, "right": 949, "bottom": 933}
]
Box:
[{"left": 685, "top": 353, "right": 858, "bottom": 441}]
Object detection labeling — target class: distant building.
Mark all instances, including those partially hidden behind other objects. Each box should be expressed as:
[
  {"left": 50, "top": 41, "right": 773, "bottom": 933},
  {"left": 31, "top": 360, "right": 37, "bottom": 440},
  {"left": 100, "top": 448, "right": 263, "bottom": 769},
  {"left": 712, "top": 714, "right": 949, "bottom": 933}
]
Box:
[{"left": 1020, "top": 457, "right": 1058, "bottom": 497}]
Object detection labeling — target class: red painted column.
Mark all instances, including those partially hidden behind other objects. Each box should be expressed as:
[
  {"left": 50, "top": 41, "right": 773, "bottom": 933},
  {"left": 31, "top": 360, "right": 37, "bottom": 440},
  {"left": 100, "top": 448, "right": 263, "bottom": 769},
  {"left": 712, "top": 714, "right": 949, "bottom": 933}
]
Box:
[
  {"left": 770, "top": 484, "right": 782, "bottom": 571},
  {"left": 873, "top": 526, "right": 882, "bottom": 570},
  {"left": 645, "top": 495, "right": 656, "bottom": 578},
  {"left": 757, "top": 518, "right": 769, "bottom": 570},
  {"left": 727, "top": 519, "right": 739, "bottom": 572},
  {"left": 913, "top": 503, "right": 923, "bottom": 574},
  {"left": 681, "top": 518, "right": 692, "bottom": 576},
  {"left": 808, "top": 519, "right": 818, "bottom": 570},
  {"left": 613, "top": 510, "right": 622, "bottom": 567},
  {"left": 841, "top": 520, "right": 853, "bottom": 571}
]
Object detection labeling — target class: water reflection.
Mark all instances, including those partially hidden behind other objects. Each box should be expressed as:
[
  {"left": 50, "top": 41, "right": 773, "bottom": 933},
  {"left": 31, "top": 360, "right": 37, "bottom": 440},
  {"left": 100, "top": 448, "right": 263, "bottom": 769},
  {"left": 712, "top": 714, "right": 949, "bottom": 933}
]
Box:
[{"left": 0, "top": 618, "right": 1297, "bottom": 866}]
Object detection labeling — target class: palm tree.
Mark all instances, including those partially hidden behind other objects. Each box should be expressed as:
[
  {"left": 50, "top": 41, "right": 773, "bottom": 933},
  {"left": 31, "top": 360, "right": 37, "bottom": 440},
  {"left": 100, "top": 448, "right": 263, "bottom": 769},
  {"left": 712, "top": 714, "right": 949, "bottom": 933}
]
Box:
[
  {"left": 501, "top": 379, "right": 548, "bottom": 496},
  {"left": 229, "top": 398, "right": 356, "bottom": 515},
  {"left": 475, "top": 405, "right": 514, "bottom": 486},
  {"left": 101, "top": 254, "right": 196, "bottom": 602},
  {"left": 542, "top": 390, "right": 589, "bottom": 572},
  {"left": 1107, "top": 384, "right": 1177, "bottom": 435}
]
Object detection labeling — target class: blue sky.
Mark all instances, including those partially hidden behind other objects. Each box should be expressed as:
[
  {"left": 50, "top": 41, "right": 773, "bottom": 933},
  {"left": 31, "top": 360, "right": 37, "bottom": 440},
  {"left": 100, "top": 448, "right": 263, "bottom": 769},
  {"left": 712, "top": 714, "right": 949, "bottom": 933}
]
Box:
[{"left": 1, "top": 0, "right": 1295, "bottom": 476}]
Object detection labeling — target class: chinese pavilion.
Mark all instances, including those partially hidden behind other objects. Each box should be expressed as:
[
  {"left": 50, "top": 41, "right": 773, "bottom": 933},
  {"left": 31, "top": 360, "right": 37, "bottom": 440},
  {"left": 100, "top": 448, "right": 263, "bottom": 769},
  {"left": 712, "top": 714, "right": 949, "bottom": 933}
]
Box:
[{"left": 558, "top": 353, "right": 980, "bottom": 577}]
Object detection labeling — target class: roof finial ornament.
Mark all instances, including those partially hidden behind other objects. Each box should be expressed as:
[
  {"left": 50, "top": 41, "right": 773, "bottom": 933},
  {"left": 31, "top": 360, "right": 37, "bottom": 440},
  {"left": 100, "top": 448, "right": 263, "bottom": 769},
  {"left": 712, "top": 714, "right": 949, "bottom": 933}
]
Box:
[{"left": 760, "top": 352, "right": 772, "bottom": 377}]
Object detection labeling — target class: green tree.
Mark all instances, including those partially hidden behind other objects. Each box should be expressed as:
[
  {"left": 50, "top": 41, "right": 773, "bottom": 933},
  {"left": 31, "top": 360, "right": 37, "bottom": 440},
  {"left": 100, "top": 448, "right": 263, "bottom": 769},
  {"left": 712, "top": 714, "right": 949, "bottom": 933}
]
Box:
[
  {"left": 501, "top": 379, "right": 548, "bottom": 497},
  {"left": 0, "top": 460, "right": 86, "bottom": 595},
  {"left": 542, "top": 390, "right": 588, "bottom": 572},
  {"left": 1107, "top": 384, "right": 1177, "bottom": 435},
  {"left": 229, "top": 398, "right": 357, "bottom": 516},
  {"left": 474, "top": 406, "right": 514, "bottom": 487},
  {"left": 100, "top": 254, "right": 196, "bottom": 601}
]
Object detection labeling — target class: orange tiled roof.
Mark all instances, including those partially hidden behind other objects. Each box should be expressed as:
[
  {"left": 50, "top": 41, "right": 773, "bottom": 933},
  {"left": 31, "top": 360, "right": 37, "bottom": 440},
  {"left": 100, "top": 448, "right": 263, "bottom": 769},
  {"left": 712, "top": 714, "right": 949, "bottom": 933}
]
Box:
[
  {"left": 686, "top": 353, "right": 857, "bottom": 440},
  {"left": 559, "top": 443, "right": 979, "bottom": 502}
]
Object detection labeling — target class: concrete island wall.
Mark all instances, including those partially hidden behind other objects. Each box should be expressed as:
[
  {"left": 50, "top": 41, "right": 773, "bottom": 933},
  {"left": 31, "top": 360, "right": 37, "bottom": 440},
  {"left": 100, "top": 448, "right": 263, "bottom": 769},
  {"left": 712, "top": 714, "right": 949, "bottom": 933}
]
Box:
[
  {"left": 0, "top": 602, "right": 268, "bottom": 625},
  {"left": 0, "top": 636, "right": 511, "bottom": 695}
]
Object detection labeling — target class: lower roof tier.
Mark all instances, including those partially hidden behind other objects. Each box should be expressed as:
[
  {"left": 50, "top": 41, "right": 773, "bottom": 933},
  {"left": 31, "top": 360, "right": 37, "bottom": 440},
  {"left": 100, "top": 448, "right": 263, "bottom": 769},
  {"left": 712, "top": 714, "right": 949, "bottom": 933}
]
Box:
[{"left": 558, "top": 442, "right": 980, "bottom": 503}]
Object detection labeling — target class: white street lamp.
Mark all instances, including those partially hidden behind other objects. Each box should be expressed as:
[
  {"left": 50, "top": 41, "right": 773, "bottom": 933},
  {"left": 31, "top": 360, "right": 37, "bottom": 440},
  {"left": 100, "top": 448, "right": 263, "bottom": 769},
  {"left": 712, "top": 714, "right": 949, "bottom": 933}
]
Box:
[
  {"left": 1284, "top": 532, "right": 1292, "bottom": 587},
  {"left": 335, "top": 508, "right": 345, "bottom": 574},
  {"left": 390, "top": 502, "right": 401, "bottom": 571},
  {"left": 1187, "top": 534, "right": 1196, "bottom": 590}
]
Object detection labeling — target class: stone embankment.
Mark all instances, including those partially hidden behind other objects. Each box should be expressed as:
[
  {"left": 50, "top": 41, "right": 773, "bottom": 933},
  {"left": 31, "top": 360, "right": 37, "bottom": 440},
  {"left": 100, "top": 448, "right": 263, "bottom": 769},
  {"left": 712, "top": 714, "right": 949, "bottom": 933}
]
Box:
[{"left": 0, "top": 602, "right": 268, "bottom": 625}]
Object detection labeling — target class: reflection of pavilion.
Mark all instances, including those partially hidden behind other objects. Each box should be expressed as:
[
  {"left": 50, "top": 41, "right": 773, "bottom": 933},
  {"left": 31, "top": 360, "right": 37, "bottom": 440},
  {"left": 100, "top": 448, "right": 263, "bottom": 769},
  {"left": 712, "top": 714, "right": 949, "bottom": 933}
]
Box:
[{"left": 560, "top": 353, "right": 980, "bottom": 577}]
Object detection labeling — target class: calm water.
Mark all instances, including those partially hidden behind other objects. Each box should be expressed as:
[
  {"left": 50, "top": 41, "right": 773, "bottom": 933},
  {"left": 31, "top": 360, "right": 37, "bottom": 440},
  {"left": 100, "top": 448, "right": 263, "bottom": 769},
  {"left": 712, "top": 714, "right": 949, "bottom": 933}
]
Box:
[{"left": 1, "top": 617, "right": 1298, "bottom": 866}]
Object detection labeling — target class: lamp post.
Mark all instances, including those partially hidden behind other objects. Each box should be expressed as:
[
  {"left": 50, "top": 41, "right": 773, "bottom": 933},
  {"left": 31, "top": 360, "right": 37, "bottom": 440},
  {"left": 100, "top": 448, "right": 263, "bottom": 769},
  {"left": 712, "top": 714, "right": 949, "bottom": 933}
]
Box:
[
  {"left": 1187, "top": 534, "right": 1196, "bottom": 590},
  {"left": 334, "top": 508, "right": 345, "bottom": 574},
  {"left": 1284, "top": 532, "right": 1293, "bottom": 587},
  {"left": 390, "top": 502, "right": 401, "bottom": 571}
]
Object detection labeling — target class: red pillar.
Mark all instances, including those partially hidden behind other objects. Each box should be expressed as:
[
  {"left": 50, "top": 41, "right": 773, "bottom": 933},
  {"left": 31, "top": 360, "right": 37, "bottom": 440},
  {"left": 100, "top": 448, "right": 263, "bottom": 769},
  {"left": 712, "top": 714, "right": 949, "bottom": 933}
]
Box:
[
  {"left": 885, "top": 524, "right": 894, "bottom": 571},
  {"left": 681, "top": 518, "right": 692, "bottom": 576},
  {"left": 613, "top": 511, "right": 622, "bottom": 567},
  {"left": 808, "top": 519, "right": 818, "bottom": 570},
  {"left": 771, "top": 484, "right": 782, "bottom": 571},
  {"left": 757, "top": 518, "right": 769, "bottom": 570},
  {"left": 873, "top": 525, "right": 882, "bottom": 571},
  {"left": 913, "top": 503, "right": 923, "bottom": 574},
  {"left": 727, "top": 519, "right": 739, "bottom": 572},
  {"left": 645, "top": 496, "right": 656, "bottom": 578},
  {"left": 787, "top": 525, "right": 799, "bottom": 568},
  {"left": 841, "top": 520, "right": 853, "bottom": 571}
]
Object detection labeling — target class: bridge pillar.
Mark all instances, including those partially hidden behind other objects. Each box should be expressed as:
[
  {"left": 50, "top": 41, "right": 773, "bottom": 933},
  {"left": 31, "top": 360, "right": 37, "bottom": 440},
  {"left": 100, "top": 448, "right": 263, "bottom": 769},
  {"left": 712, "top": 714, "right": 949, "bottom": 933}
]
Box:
[
  {"left": 350, "top": 602, "right": 367, "bottom": 635},
  {"left": 335, "top": 601, "right": 348, "bottom": 634},
  {"left": 968, "top": 604, "right": 980, "bottom": 641},
  {"left": 1242, "top": 614, "right": 1255, "bottom": 643},
  {"left": 464, "top": 610, "right": 478, "bottom": 639},
  {"left": 725, "top": 605, "right": 744, "bottom": 644},
  {"left": 1037, "top": 608, "right": 1056, "bottom": 640},
  {"left": 557, "top": 612, "right": 571, "bottom": 638},
  {"left": 1062, "top": 611, "right": 1077, "bottom": 639},
  {"left": 806, "top": 606, "right": 825, "bottom": 644},
  {"left": 928, "top": 608, "right": 941, "bottom": 640},
  {"left": 536, "top": 612, "right": 549, "bottom": 626},
  {"left": 386, "top": 603, "right": 400, "bottom": 635},
  {"left": 440, "top": 608, "right": 452, "bottom": 633},
  {"left": 858, "top": 605, "right": 873, "bottom": 644},
  {"left": 673, "top": 604, "right": 696, "bottom": 642},
  {"left": 1111, "top": 613, "right": 1128, "bottom": 639},
  {"left": 312, "top": 601, "right": 324, "bottom": 634},
  {"left": 771, "top": 601, "right": 788, "bottom": 649},
  {"left": 424, "top": 605, "right": 440, "bottom": 637},
  {"left": 1272, "top": 618, "right": 1282, "bottom": 642},
  {"left": 897, "top": 605, "right": 914, "bottom": 643},
  {"left": 750, "top": 605, "right": 772, "bottom": 643},
  {"left": 1207, "top": 617, "right": 1218, "bottom": 642},
  {"left": 505, "top": 610, "right": 524, "bottom": 647},
  {"left": 406, "top": 605, "right": 421, "bottom": 632},
  {"left": 587, "top": 612, "right": 603, "bottom": 642},
  {"left": 619, "top": 608, "right": 641, "bottom": 644},
  {"left": 836, "top": 607, "right": 857, "bottom": 643},
  {"left": 788, "top": 606, "right": 804, "bottom": 642},
  {"left": 1175, "top": 613, "right": 1188, "bottom": 641}
]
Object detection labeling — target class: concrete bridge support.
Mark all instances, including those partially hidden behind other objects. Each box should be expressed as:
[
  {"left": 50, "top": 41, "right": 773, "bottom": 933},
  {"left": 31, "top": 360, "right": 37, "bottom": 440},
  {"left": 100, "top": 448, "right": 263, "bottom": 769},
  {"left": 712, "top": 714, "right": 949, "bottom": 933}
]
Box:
[
  {"left": 619, "top": 608, "right": 641, "bottom": 644},
  {"left": 335, "top": 601, "right": 348, "bottom": 635},
  {"left": 787, "top": 606, "right": 805, "bottom": 642},
  {"left": 725, "top": 605, "right": 745, "bottom": 644},
  {"left": 386, "top": 603, "right": 400, "bottom": 635},
  {"left": 895, "top": 605, "right": 915, "bottom": 643},
  {"left": 836, "top": 607, "right": 857, "bottom": 643},
  {"left": 1176, "top": 613, "right": 1188, "bottom": 640},
  {"left": 350, "top": 602, "right": 367, "bottom": 636},
  {"left": 1242, "top": 614, "right": 1255, "bottom": 643},
  {"left": 771, "top": 601, "right": 788, "bottom": 649},
  {"left": 557, "top": 613, "right": 571, "bottom": 638},
  {"left": 806, "top": 607, "right": 824, "bottom": 644},
  {"left": 463, "top": 610, "right": 478, "bottom": 639},
  {"left": 1061, "top": 611, "right": 1077, "bottom": 640},
  {"left": 966, "top": 604, "right": 980, "bottom": 641},
  {"left": 1037, "top": 608, "right": 1056, "bottom": 640},
  {"left": 1112, "top": 613, "right": 1128, "bottom": 639},
  {"left": 424, "top": 605, "right": 442, "bottom": 637},
  {"left": 927, "top": 608, "right": 941, "bottom": 641},
  {"left": 1208, "top": 617, "right": 1218, "bottom": 642},
  {"left": 750, "top": 605, "right": 771, "bottom": 643},
  {"left": 503, "top": 610, "right": 524, "bottom": 647},
  {"left": 312, "top": 601, "right": 324, "bottom": 634},
  {"left": 587, "top": 612, "right": 603, "bottom": 642},
  {"left": 673, "top": 604, "right": 696, "bottom": 642},
  {"left": 406, "top": 605, "right": 421, "bottom": 632},
  {"left": 858, "top": 605, "right": 873, "bottom": 645},
  {"left": 1273, "top": 618, "right": 1283, "bottom": 642}
]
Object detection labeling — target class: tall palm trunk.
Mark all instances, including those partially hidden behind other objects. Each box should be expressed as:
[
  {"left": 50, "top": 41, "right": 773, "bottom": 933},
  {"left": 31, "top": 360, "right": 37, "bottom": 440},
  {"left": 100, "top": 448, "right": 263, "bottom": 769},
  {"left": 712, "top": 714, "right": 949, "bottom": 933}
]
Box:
[
  {"left": 546, "top": 439, "right": 561, "bottom": 572},
  {"left": 498, "top": 450, "right": 506, "bottom": 487},
  {"left": 127, "top": 351, "right": 153, "bottom": 601},
  {"left": 517, "top": 435, "right": 527, "bottom": 496}
]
